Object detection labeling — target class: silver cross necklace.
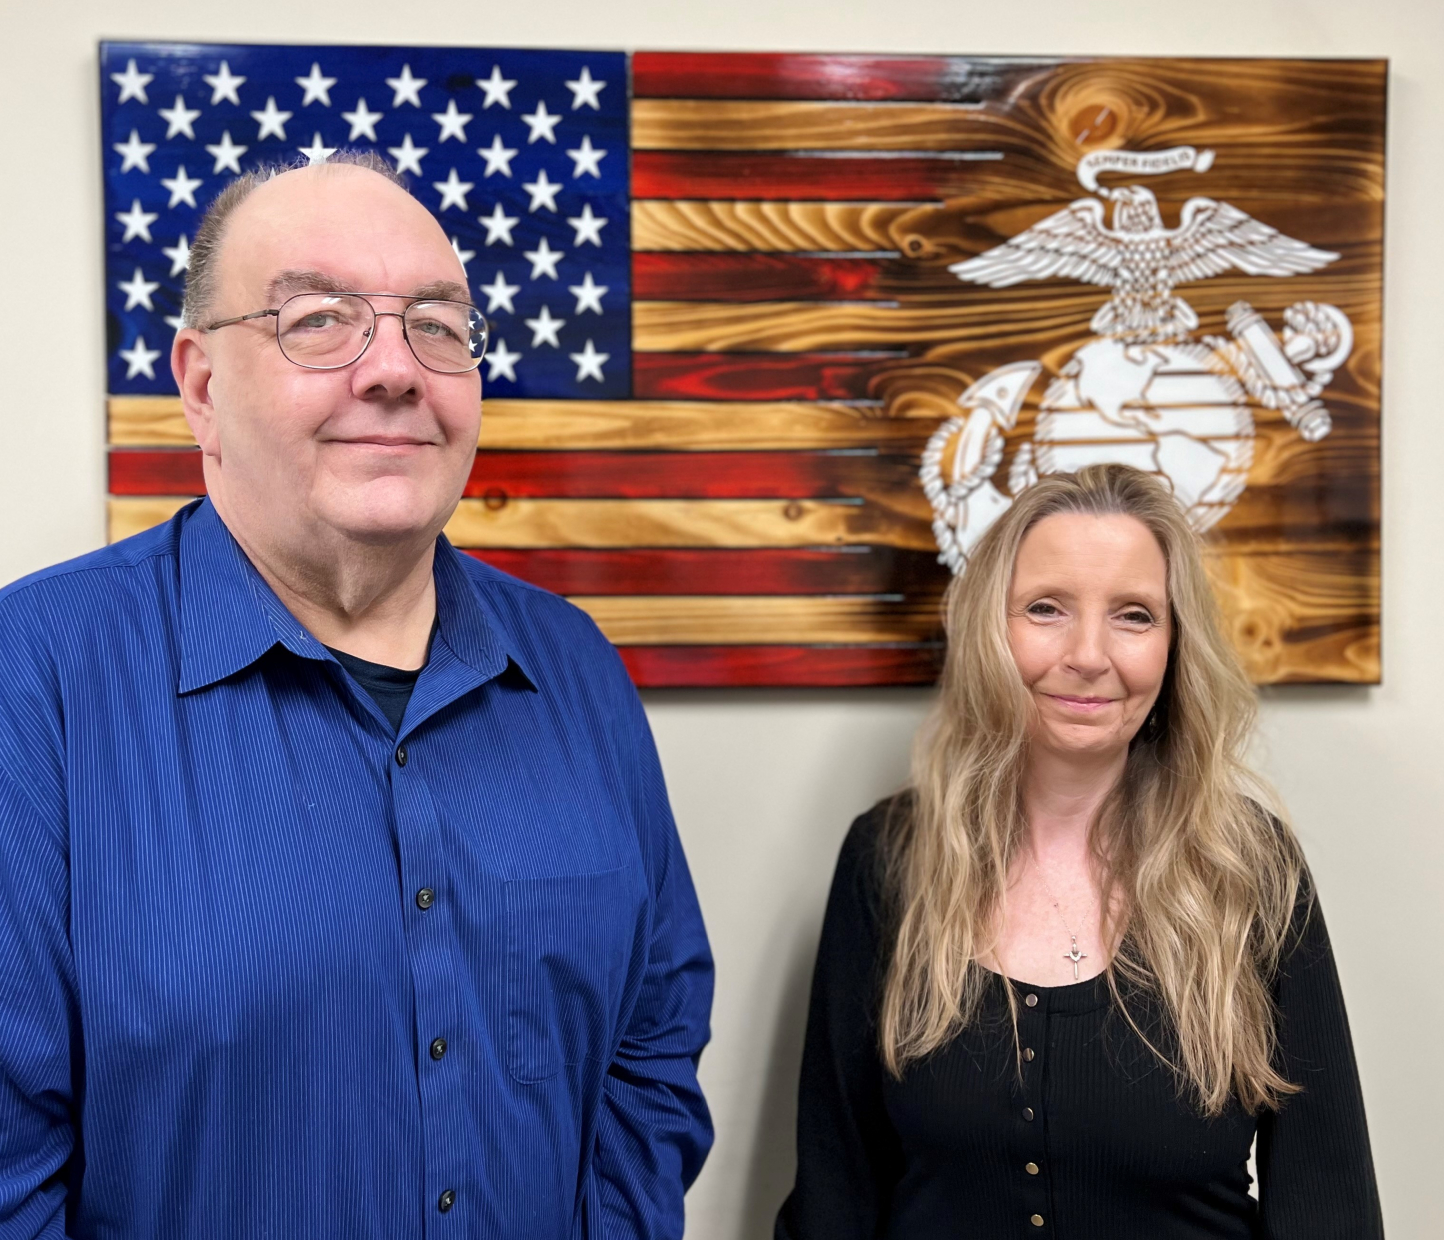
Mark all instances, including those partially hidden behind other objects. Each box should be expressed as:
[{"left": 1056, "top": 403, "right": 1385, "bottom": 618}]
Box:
[{"left": 1032, "top": 861, "right": 1090, "bottom": 982}]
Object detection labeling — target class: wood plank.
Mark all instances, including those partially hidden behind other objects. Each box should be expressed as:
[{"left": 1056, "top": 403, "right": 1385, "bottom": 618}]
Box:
[
  {"left": 443, "top": 497, "right": 936, "bottom": 551},
  {"left": 110, "top": 447, "right": 928, "bottom": 501},
  {"left": 630, "top": 51, "right": 1046, "bottom": 103},
  {"left": 571, "top": 595, "right": 943, "bottom": 645},
  {"left": 467, "top": 547, "right": 948, "bottom": 595},
  {"left": 632, "top": 352, "right": 884, "bottom": 401},
  {"left": 632, "top": 253, "right": 893, "bottom": 302},
  {"left": 108, "top": 496, "right": 190, "bottom": 542},
  {"left": 633, "top": 151, "right": 1008, "bottom": 202},
  {"left": 108, "top": 396, "right": 196, "bottom": 446},
  {"left": 618, "top": 643, "right": 944, "bottom": 688},
  {"left": 631, "top": 201, "right": 911, "bottom": 252},
  {"left": 632, "top": 99, "right": 1006, "bottom": 152},
  {"left": 108, "top": 397, "right": 943, "bottom": 452},
  {"left": 1204, "top": 548, "right": 1378, "bottom": 684}
]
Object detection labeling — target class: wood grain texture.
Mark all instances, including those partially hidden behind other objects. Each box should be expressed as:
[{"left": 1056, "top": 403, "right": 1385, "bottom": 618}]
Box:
[
  {"left": 108, "top": 497, "right": 190, "bottom": 542},
  {"left": 107, "top": 397, "right": 941, "bottom": 451},
  {"left": 631, "top": 200, "right": 910, "bottom": 252},
  {"left": 467, "top": 547, "right": 947, "bottom": 595},
  {"left": 442, "top": 496, "right": 935, "bottom": 551},
  {"left": 632, "top": 253, "right": 893, "bottom": 302},
  {"left": 616, "top": 642, "right": 944, "bottom": 687},
  {"left": 632, "top": 352, "right": 884, "bottom": 401},
  {"left": 632, "top": 99, "right": 1001, "bottom": 151},
  {"left": 571, "top": 594, "right": 942, "bottom": 645}
]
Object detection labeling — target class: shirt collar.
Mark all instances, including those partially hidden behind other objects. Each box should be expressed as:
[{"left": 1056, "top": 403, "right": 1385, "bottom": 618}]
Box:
[{"left": 177, "top": 498, "right": 531, "bottom": 695}]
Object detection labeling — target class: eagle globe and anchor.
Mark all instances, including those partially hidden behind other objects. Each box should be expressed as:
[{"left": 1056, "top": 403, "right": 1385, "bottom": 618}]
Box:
[{"left": 920, "top": 145, "right": 1355, "bottom": 571}]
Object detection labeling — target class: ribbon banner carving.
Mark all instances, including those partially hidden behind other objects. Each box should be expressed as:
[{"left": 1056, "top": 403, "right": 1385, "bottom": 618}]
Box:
[{"left": 102, "top": 46, "right": 1386, "bottom": 686}]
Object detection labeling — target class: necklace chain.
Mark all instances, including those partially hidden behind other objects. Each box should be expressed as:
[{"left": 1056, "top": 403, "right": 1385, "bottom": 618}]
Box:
[{"left": 1031, "top": 852, "right": 1091, "bottom": 982}]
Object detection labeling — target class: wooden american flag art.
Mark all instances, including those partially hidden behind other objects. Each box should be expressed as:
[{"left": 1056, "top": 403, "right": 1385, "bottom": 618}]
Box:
[{"left": 102, "top": 46, "right": 1385, "bottom": 686}]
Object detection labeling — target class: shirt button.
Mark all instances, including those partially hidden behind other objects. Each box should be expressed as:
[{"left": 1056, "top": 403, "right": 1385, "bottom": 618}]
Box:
[
  {"left": 415, "top": 888, "right": 435, "bottom": 910},
  {"left": 1023, "top": 1106, "right": 1035, "bottom": 1121},
  {"left": 395, "top": 745, "right": 408, "bottom": 767},
  {"left": 1025, "top": 993, "right": 1038, "bottom": 1007},
  {"left": 1031, "top": 1214, "right": 1045, "bottom": 1227},
  {"left": 1023, "top": 1047, "right": 1036, "bottom": 1061},
  {"left": 438, "top": 1189, "right": 455, "bottom": 1213},
  {"left": 1026, "top": 1161, "right": 1040, "bottom": 1175},
  {"left": 430, "top": 1037, "right": 448, "bottom": 1061}
]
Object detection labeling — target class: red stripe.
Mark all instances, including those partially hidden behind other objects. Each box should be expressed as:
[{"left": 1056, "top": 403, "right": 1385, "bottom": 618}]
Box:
[
  {"left": 466, "top": 547, "right": 947, "bottom": 595},
  {"left": 633, "top": 253, "right": 891, "bottom": 302},
  {"left": 112, "top": 448, "right": 921, "bottom": 501},
  {"left": 633, "top": 151, "right": 998, "bottom": 202},
  {"left": 617, "top": 643, "right": 942, "bottom": 688},
  {"left": 631, "top": 51, "right": 1038, "bottom": 104},
  {"left": 632, "top": 352, "right": 882, "bottom": 401},
  {"left": 109, "top": 448, "right": 204, "bottom": 495}
]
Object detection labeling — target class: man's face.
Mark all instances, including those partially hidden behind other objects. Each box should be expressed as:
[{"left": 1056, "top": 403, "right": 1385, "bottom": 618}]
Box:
[{"left": 179, "top": 166, "right": 481, "bottom": 549}]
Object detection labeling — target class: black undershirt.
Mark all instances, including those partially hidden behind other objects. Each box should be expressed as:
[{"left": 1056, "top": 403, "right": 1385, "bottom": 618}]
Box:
[
  {"left": 326, "top": 640, "right": 428, "bottom": 733},
  {"left": 776, "top": 796, "right": 1384, "bottom": 1240}
]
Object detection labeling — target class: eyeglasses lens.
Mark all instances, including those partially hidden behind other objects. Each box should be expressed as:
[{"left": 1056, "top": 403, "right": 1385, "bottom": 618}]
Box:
[{"left": 276, "top": 294, "right": 488, "bottom": 373}]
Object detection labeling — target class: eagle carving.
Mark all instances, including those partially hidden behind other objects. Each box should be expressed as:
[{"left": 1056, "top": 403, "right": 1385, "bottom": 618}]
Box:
[{"left": 950, "top": 183, "right": 1339, "bottom": 344}]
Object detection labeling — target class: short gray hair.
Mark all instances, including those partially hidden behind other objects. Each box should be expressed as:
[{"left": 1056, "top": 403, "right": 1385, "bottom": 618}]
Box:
[{"left": 181, "top": 150, "right": 409, "bottom": 329}]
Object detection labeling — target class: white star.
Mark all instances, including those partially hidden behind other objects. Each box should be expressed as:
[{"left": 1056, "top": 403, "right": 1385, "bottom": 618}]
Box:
[
  {"left": 450, "top": 236, "right": 475, "bottom": 269},
  {"left": 569, "top": 272, "right": 608, "bottom": 315},
  {"left": 159, "top": 95, "right": 202, "bottom": 140},
  {"left": 565, "top": 67, "right": 606, "bottom": 111},
  {"left": 115, "top": 199, "right": 158, "bottom": 243},
  {"left": 432, "top": 99, "right": 472, "bottom": 143},
  {"left": 120, "top": 336, "right": 162, "bottom": 379},
  {"left": 251, "top": 97, "right": 293, "bottom": 141},
  {"left": 570, "top": 339, "right": 609, "bottom": 383},
  {"left": 386, "top": 64, "right": 427, "bottom": 108},
  {"left": 525, "top": 305, "right": 566, "bottom": 348},
  {"left": 566, "top": 135, "right": 606, "bottom": 179},
  {"left": 204, "top": 61, "right": 246, "bottom": 106},
  {"left": 206, "top": 130, "right": 248, "bottom": 174},
  {"left": 111, "top": 58, "right": 153, "bottom": 105},
  {"left": 477, "top": 65, "right": 517, "bottom": 109},
  {"left": 113, "top": 129, "right": 156, "bottom": 174},
  {"left": 118, "top": 266, "right": 160, "bottom": 311},
  {"left": 433, "top": 168, "right": 474, "bottom": 211},
  {"left": 164, "top": 314, "right": 185, "bottom": 332},
  {"left": 298, "top": 133, "right": 337, "bottom": 165},
  {"left": 295, "top": 63, "right": 337, "bottom": 107},
  {"left": 479, "top": 271, "right": 521, "bottom": 314},
  {"left": 387, "top": 133, "right": 427, "bottom": 176},
  {"left": 479, "top": 202, "right": 519, "bottom": 246},
  {"left": 520, "top": 100, "right": 562, "bottom": 144},
  {"left": 567, "top": 203, "right": 608, "bottom": 248},
  {"left": 522, "top": 169, "right": 561, "bottom": 213},
  {"left": 162, "top": 234, "right": 191, "bottom": 276},
  {"left": 486, "top": 338, "right": 521, "bottom": 382},
  {"left": 478, "top": 134, "right": 517, "bottom": 178},
  {"left": 161, "top": 165, "right": 204, "bottom": 207},
  {"left": 341, "top": 98, "right": 384, "bottom": 142},
  {"left": 523, "top": 237, "right": 564, "bottom": 280}
]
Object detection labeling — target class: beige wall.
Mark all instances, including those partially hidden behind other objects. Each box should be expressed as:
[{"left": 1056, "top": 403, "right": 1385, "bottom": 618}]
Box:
[{"left": 4, "top": 1, "right": 1440, "bottom": 1235}]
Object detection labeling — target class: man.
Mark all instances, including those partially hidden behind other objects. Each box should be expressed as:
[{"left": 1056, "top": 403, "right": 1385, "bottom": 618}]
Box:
[{"left": 0, "top": 155, "right": 713, "bottom": 1238}]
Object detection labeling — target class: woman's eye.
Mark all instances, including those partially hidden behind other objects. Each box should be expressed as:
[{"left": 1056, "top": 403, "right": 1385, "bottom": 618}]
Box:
[
  {"left": 1026, "top": 602, "right": 1060, "bottom": 617},
  {"left": 1119, "top": 609, "right": 1155, "bottom": 625}
]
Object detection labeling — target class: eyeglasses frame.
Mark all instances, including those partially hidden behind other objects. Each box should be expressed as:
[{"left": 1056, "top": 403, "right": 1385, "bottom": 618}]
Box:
[{"left": 202, "top": 291, "right": 489, "bottom": 375}]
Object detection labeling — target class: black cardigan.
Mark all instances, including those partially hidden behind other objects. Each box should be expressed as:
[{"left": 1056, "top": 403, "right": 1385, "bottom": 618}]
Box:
[{"left": 776, "top": 798, "right": 1384, "bottom": 1240}]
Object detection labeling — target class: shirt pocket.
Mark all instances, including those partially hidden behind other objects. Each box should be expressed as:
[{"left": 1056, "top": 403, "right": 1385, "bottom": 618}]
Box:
[{"left": 505, "top": 865, "right": 637, "bottom": 1083}]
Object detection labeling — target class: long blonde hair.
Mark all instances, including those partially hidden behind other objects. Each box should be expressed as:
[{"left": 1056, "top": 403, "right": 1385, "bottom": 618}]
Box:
[{"left": 881, "top": 464, "right": 1305, "bottom": 1115}]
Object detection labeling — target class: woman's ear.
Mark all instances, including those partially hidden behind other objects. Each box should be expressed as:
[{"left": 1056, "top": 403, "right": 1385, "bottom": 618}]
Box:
[{"left": 172, "top": 328, "right": 221, "bottom": 459}]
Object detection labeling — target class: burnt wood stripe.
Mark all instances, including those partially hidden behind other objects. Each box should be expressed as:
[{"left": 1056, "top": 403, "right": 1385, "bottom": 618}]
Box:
[{"left": 617, "top": 642, "right": 944, "bottom": 688}]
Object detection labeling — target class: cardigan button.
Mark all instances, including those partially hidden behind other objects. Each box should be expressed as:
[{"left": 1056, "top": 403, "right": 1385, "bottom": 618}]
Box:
[
  {"left": 1026, "top": 1161, "right": 1040, "bottom": 1175},
  {"left": 1031, "top": 1215, "right": 1045, "bottom": 1227},
  {"left": 1023, "top": 1047, "right": 1035, "bottom": 1061},
  {"left": 1023, "top": 1106, "right": 1035, "bottom": 1121},
  {"left": 1025, "top": 993, "right": 1038, "bottom": 1007}
]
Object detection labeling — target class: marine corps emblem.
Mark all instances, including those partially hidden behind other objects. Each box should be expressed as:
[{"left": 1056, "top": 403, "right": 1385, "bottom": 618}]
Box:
[{"left": 921, "top": 146, "right": 1355, "bottom": 571}]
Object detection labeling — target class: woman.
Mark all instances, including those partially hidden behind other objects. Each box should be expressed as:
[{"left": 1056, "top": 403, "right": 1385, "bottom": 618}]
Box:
[{"left": 777, "top": 464, "right": 1382, "bottom": 1239}]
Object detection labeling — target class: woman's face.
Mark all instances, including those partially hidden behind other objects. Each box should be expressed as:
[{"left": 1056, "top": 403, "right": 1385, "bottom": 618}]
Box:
[{"left": 1007, "top": 512, "right": 1172, "bottom": 762}]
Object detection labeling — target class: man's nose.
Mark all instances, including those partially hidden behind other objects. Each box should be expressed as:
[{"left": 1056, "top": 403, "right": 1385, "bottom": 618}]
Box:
[{"left": 352, "top": 311, "right": 423, "bottom": 398}]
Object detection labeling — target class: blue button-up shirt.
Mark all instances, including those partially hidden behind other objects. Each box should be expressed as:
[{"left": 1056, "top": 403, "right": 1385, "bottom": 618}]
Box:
[{"left": 0, "top": 499, "right": 713, "bottom": 1239}]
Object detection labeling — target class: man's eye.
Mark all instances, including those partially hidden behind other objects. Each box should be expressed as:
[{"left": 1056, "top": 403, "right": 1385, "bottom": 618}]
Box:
[{"left": 296, "top": 312, "right": 341, "bottom": 330}]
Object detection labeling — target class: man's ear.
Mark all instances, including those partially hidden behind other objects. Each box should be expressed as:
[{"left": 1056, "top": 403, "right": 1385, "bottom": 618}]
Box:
[{"left": 173, "top": 328, "right": 220, "bottom": 459}]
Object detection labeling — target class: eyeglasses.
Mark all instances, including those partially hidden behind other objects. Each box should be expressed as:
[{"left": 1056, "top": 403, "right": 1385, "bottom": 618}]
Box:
[{"left": 204, "top": 292, "right": 489, "bottom": 374}]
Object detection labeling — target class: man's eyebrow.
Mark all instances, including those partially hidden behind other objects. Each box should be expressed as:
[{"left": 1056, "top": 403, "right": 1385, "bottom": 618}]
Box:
[{"left": 263, "top": 271, "right": 474, "bottom": 307}]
